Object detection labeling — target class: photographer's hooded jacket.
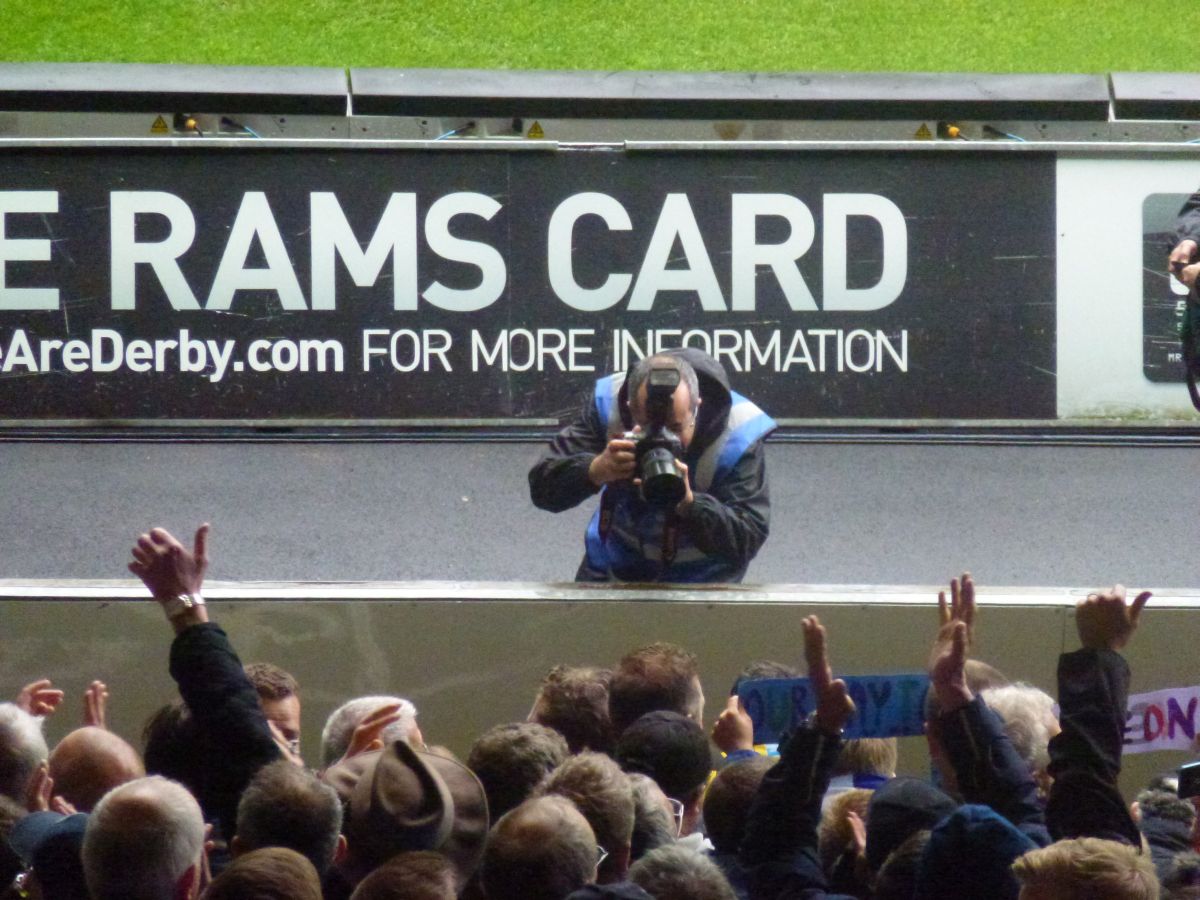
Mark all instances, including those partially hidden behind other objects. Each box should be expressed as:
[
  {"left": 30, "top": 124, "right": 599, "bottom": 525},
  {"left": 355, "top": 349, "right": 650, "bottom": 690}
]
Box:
[{"left": 529, "top": 348, "right": 775, "bottom": 583}]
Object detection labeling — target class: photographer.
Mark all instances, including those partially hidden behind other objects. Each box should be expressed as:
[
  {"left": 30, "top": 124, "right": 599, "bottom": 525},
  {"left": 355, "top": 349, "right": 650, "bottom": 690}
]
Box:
[
  {"left": 1169, "top": 192, "right": 1200, "bottom": 288},
  {"left": 529, "top": 349, "right": 775, "bottom": 583}
]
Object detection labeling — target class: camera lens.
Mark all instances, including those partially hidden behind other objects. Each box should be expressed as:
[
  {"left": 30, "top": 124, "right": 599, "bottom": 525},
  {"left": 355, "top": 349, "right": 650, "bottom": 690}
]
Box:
[{"left": 640, "top": 447, "right": 685, "bottom": 506}]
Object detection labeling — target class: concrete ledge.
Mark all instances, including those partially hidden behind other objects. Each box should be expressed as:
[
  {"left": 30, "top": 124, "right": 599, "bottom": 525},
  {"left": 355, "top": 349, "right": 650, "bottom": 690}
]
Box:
[{"left": 2, "top": 579, "right": 1196, "bottom": 607}]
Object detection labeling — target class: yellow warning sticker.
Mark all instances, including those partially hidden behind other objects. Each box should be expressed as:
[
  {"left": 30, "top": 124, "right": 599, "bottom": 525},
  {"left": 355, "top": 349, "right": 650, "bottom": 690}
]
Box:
[
  {"left": 151, "top": 115, "right": 169, "bottom": 135},
  {"left": 527, "top": 121, "right": 545, "bottom": 139},
  {"left": 914, "top": 123, "right": 933, "bottom": 140}
]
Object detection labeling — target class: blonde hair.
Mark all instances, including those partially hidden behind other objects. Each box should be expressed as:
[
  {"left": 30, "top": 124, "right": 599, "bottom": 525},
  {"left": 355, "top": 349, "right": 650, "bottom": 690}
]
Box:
[
  {"left": 1012, "top": 838, "right": 1159, "bottom": 900},
  {"left": 818, "top": 789, "right": 873, "bottom": 876},
  {"left": 833, "top": 739, "right": 897, "bottom": 778}
]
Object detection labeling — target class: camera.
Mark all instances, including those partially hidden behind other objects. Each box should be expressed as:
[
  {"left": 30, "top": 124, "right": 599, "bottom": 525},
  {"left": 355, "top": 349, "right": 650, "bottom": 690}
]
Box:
[{"left": 626, "top": 365, "right": 687, "bottom": 507}]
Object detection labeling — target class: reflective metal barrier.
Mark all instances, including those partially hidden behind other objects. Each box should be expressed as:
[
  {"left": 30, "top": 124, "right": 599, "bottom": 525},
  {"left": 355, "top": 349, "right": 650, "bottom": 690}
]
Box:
[
  {"left": 1, "top": 64, "right": 1199, "bottom": 141},
  {"left": 2, "top": 580, "right": 1196, "bottom": 794}
]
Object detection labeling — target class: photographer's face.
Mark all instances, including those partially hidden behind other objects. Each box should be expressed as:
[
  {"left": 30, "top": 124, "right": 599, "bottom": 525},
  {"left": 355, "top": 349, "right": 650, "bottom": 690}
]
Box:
[{"left": 631, "top": 382, "right": 699, "bottom": 449}]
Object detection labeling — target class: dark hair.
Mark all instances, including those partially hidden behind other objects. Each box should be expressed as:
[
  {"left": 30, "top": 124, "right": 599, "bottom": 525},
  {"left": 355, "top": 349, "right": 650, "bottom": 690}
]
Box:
[
  {"left": 1136, "top": 788, "right": 1197, "bottom": 825},
  {"left": 1165, "top": 851, "right": 1200, "bottom": 898},
  {"left": 615, "top": 711, "right": 712, "bottom": 802},
  {"left": 235, "top": 761, "right": 343, "bottom": 877},
  {"left": 467, "top": 723, "right": 569, "bottom": 820},
  {"left": 243, "top": 662, "right": 299, "bottom": 701},
  {"left": 540, "top": 751, "right": 635, "bottom": 855},
  {"left": 731, "top": 660, "right": 801, "bottom": 694},
  {"left": 873, "top": 830, "right": 931, "bottom": 900},
  {"left": 533, "top": 666, "right": 613, "bottom": 754},
  {"left": 349, "top": 851, "right": 457, "bottom": 900},
  {"left": 702, "top": 756, "right": 773, "bottom": 855},
  {"left": 481, "top": 796, "right": 596, "bottom": 900},
  {"left": 141, "top": 701, "right": 206, "bottom": 799},
  {"left": 610, "top": 643, "right": 701, "bottom": 737},
  {"left": 628, "top": 773, "right": 677, "bottom": 861},
  {"left": 204, "top": 847, "right": 322, "bottom": 900},
  {"left": 628, "top": 845, "right": 737, "bottom": 900}
]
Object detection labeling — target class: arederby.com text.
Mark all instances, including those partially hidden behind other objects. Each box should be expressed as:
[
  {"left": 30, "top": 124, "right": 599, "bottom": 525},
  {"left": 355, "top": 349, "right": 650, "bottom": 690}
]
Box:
[{"left": 0, "top": 326, "right": 909, "bottom": 383}]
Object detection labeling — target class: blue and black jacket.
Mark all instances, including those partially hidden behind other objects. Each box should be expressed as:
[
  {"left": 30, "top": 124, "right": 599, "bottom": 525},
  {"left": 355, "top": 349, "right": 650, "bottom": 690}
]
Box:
[{"left": 529, "top": 348, "right": 775, "bottom": 583}]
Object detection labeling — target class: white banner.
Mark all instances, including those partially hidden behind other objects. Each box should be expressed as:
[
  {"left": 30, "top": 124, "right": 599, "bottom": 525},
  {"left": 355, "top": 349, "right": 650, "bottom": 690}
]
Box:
[{"left": 1123, "top": 684, "right": 1200, "bottom": 754}]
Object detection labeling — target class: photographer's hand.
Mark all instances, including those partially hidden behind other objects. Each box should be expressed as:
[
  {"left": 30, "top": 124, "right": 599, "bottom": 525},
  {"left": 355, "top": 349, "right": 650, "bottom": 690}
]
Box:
[
  {"left": 588, "top": 436, "right": 637, "bottom": 487},
  {"left": 674, "top": 460, "right": 695, "bottom": 513},
  {"left": 1169, "top": 239, "right": 1198, "bottom": 278}
]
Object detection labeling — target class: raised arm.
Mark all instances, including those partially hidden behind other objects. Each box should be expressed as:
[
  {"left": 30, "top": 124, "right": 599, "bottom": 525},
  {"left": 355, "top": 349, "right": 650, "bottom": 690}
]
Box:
[
  {"left": 927, "top": 574, "right": 1048, "bottom": 845},
  {"left": 1045, "top": 586, "right": 1149, "bottom": 846},
  {"left": 129, "top": 524, "right": 282, "bottom": 841},
  {"left": 741, "top": 615, "right": 856, "bottom": 899}
]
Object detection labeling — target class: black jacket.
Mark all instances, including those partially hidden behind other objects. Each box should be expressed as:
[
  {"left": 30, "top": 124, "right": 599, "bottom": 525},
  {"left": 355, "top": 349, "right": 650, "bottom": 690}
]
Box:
[
  {"left": 738, "top": 727, "right": 856, "bottom": 900},
  {"left": 169, "top": 622, "right": 282, "bottom": 842},
  {"left": 1044, "top": 648, "right": 1141, "bottom": 846},
  {"left": 1175, "top": 194, "right": 1200, "bottom": 248},
  {"left": 935, "top": 696, "right": 1051, "bottom": 847}
]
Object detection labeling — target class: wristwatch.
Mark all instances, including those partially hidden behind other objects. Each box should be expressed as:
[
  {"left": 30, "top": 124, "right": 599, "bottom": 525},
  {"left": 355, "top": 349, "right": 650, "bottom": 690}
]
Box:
[{"left": 161, "top": 592, "right": 205, "bottom": 620}]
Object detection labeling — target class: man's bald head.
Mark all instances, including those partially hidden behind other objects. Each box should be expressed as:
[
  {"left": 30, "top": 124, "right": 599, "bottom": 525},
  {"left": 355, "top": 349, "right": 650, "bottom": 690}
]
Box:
[{"left": 50, "top": 727, "right": 145, "bottom": 812}]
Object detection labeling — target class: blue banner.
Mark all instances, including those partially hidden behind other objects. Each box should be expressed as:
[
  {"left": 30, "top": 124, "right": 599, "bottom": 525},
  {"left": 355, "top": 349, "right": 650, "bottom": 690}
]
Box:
[{"left": 739, "top": 674, "right": 930, "bottom": 744}]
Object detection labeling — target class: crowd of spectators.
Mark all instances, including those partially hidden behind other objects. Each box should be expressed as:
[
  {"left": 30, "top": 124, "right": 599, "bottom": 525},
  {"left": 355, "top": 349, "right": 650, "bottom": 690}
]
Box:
[{"left": 0, "top": 523, "right": 1190, "bottom": 900}]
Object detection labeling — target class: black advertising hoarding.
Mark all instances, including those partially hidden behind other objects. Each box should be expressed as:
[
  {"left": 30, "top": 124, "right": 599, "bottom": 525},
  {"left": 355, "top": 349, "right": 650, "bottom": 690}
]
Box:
[
  {"left": 0, "top": 146, "right": 1056, "bottom": 424},
  {"left": 1143, "top": 192, "right": 1190, "bottom": 383}
]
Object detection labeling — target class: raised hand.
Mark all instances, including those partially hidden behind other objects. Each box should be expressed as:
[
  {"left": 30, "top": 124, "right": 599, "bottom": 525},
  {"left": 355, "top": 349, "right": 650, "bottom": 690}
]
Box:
[
  {"left": 84, "top": 680, "right": 109, "bottom": 729},
  {"left": 129, "top": 524, "right": 210, "bottom": 600},
  {"left": 712, "top": 695, "right": 754, "bottom": 754},
  {"left": 16, "top": 679, "right": 64, "bottom": 718},
  {"left": 929, "top": 620, "right": 972, "bottom": 712},
  {"left": 1075, "top": 586, "right": 1151, "bottom": 652},
  {"left": 929, "top": 572, "right": 976, "bottom": 670},
  {"left": 24, "top": 763, "right": 70, "bottom": 814},
  {"left": 341, "top": 702, "right": 407, "bottom": 762},
  {"left": 802, "top": 615, "right": 855, "bottom": 735}
]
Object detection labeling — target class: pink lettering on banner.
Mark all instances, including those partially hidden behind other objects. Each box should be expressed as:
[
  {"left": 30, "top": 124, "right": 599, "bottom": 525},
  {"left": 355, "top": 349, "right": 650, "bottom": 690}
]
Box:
[
  {"left": 1123, "top": 685, "right": 1200, "bottom": 755},
  {"left": 1168, "top": 697, "right": 1197, "bottom": 741},
  {"left": 1144, "top": 704, "right": 1165, "bottom": 743}
]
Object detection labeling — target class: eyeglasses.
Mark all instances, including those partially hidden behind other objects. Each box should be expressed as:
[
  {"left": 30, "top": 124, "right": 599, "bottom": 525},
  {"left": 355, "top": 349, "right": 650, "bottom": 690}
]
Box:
[
  {"left": 596, "top": 845, "right": 610, "bottom": 869},
  {"left": 8, "top": 869, "right": 32, "bottom": 899},
  {"left": 667, "top": 798, "right": 685, "bottom": 836}
]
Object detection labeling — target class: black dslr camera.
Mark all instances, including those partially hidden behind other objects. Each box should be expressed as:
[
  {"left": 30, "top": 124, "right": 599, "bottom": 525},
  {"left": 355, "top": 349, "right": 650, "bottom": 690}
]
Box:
[{"left": 626, "top": 365, "right": 687, "bottom": 507}]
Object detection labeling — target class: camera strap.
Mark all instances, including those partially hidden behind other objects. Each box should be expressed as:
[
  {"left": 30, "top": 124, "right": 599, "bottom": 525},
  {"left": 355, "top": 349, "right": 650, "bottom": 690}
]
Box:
[
  {"left": 661, "top": 513, "right": 679, "bottom": 568},
  {"left": 598, "top": 489, "right": 679, "bottom": 569},
  {"left": 599, "top": 488, "right": 616, "bottom": 541}
]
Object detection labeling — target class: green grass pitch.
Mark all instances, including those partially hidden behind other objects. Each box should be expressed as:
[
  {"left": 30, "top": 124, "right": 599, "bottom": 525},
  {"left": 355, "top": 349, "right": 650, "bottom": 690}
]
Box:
[{"left": 3, "top": 0, "right": 1198, "bottom": 73}]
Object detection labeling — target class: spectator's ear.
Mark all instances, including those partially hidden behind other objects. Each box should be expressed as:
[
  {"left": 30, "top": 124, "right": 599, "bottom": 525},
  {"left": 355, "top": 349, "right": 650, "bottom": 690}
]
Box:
[
  {"left": 174, "top": 861, "right": 200, "bottom": 900},
  {"left": 230, "top": 834, "right": 245, "bottom": 857},
  {"left": 609, "top": 843, "right": 631, "bottom": 880},
  {"left": 334, "top": 834, "right": 349, "bottom": 865}
]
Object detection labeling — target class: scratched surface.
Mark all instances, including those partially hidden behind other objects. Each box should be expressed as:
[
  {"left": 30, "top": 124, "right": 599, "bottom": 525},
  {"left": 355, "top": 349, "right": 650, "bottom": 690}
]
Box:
[{"left": 0, "top": 146, "right": 1055, "bottom": 421}]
